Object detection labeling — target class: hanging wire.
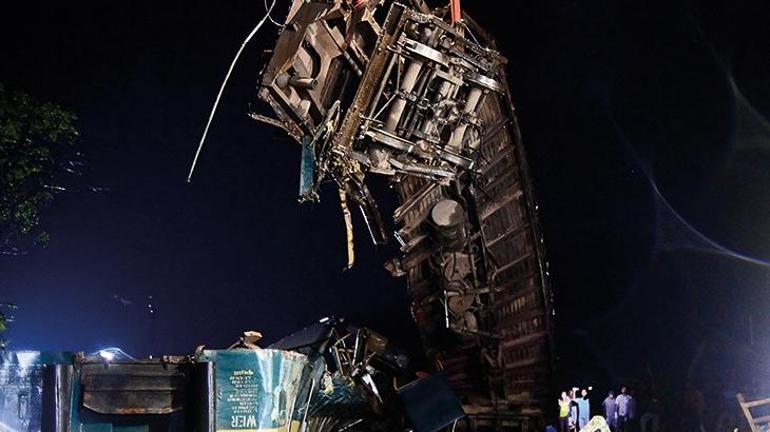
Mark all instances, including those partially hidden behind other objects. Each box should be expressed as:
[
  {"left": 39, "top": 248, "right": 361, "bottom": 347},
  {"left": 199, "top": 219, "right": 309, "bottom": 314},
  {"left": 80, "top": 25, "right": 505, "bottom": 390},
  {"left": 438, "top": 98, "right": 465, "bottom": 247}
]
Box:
[
  {"left": 266, "top": 0, "right": 285, "bottom": 27},
  {"left": 187, "top": 0, "right": 279, "bottom": 182},
  {"left": 460, "top": 21, "right": 483, "bottom": 48}
]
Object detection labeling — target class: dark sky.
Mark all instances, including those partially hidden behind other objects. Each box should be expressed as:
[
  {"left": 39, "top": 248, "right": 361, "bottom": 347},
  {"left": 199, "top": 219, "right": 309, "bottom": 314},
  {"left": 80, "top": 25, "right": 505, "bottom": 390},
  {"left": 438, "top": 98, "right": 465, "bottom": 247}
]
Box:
[{"left": 1, "top": 0, "right": 769, "bottom": 389}]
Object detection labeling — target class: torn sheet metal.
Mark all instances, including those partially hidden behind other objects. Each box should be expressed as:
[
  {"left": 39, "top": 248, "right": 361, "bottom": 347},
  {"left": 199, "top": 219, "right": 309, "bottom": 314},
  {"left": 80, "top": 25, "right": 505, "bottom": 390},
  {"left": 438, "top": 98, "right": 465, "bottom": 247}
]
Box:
[
  {"left": 339, "top": 187, "right": 355, "bottom": 270},
  {"left": 198, "top": 349, "right": 308, "bottom": 432},
  {"left": 398, "top": 373, "right": 464, "bottom": 432},
  {"left": 0, "top": 320, "right": 449, "bottom": 432},
  {"left": 268, "top": 318, "right": 412, "bottom": 427},
  {"left": 299, "top": 136, "right": 315, "bottom": 198},
  {"left": 310, "top": 372, "right": 368, "bottom": 417}
]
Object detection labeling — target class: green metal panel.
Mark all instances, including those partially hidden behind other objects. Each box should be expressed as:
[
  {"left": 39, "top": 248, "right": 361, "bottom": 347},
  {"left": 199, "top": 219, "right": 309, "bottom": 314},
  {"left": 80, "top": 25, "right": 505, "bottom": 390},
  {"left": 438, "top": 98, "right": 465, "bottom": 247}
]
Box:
[
  {"left": 79, "top": 423, "right": 113, "bottom": 432},
  {"left": 115, "top": 425, "right": 150, "bottom": 432},
  {"left": 199, "top": 349, "right": 308, "bottom": 432}
]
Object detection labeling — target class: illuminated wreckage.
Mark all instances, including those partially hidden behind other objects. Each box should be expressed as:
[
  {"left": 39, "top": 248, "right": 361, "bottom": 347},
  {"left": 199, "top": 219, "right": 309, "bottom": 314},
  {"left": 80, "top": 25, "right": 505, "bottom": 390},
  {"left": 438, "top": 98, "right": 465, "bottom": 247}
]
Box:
[
  {"left": 261, "top": 0, "right": 554, "bottom": 429},
  {"left": 0, "top": 2, "right": 553, "bottom": 431}
]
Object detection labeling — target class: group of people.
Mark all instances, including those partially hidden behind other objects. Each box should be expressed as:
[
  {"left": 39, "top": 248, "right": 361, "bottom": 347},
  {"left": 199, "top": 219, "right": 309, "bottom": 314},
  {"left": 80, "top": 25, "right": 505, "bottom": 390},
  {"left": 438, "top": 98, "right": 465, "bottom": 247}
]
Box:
[
  {"left": 601, "top": 387, "right": 644, "bottom": 432},
  {"left": 558, "top": 386, "right": 649, "bottom": 432},
  {"left": 558, "top": 388, "right": 592, "bottom": 431}
]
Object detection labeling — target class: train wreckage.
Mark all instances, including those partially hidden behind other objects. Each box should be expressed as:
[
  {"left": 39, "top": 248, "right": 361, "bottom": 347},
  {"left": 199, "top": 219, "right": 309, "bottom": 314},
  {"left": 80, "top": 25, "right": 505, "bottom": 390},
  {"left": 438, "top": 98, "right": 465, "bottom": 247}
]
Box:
[
  {"left": 0, "top": 1, "right": 555, "bottom": 431},
  {"left": 0, "top": 320, "right": 466, "bottom": 432},
  {"left": 253, "top": 0, "right": 554, "bottom": 429}
]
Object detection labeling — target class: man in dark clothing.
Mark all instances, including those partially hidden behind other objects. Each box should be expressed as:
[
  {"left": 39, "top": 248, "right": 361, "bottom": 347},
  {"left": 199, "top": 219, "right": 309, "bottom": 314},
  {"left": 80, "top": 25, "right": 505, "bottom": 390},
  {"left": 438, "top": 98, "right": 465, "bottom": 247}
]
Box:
[
  {"left": 603, "top": 390, "right": 618, "bottom": 431},
  {"left": 640, "top": 394, "right": 661, "bottom": 432},
  {"left": 627, "top": 390, "right": 638, "bottom": 432}
]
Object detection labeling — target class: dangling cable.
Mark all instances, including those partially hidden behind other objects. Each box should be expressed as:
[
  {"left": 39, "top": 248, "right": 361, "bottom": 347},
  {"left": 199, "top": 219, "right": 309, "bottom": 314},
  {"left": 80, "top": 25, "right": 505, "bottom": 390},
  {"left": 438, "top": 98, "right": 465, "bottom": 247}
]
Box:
[
  {"left": 265, "top": 0, "right": 285, "bottom": 27},
  {"left": 187, "top": 0, "right": 278, "bottom": 182}
]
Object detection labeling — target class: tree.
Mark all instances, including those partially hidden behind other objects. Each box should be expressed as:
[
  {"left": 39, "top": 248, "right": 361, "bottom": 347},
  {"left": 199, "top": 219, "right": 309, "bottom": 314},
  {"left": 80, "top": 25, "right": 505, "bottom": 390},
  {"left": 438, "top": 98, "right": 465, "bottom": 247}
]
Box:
[
  {"left": 0, "top": 311, "right": 6, "bottom": 349},
  {"left": 0, "top": 83, "right": 78, "bottom": 255},
  {"left": 0, "top": 303, "right": 14, "bottom": 349},
  {"left": 0, "top": 315, "right": 4, "bottom": 333}
]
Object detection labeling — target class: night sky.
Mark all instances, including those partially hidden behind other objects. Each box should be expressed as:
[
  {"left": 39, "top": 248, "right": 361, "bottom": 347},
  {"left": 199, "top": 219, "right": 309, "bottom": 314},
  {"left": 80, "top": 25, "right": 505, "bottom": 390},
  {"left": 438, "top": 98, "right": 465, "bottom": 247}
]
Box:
[{"left": 1, "top": 0, "right": 769, "bottom": 391}]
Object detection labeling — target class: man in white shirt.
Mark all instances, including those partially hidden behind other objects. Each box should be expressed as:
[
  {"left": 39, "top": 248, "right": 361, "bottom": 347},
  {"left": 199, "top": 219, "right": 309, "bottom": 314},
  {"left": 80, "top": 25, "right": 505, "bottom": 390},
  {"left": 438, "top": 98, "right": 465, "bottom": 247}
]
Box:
[{"left": 616, "top": 387, "right": 630, "bottom": 432}]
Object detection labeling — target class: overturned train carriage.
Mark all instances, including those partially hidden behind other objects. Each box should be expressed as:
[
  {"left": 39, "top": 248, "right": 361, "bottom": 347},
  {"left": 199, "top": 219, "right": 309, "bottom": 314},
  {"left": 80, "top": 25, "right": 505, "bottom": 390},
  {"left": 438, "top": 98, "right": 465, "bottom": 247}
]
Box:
[{"left": 257, "top": 0, "right": 554, "bottom": 428}]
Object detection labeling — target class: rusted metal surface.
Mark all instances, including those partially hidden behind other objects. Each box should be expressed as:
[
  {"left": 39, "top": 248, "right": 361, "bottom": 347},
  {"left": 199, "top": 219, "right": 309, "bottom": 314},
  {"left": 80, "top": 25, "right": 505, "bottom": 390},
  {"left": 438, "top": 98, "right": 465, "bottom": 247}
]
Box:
[
  {"left": 78, "top": 356, "right": 191, "bottom": 415},
  {"left": 257, "top": 1, "right": 554, "bottom": 429}
]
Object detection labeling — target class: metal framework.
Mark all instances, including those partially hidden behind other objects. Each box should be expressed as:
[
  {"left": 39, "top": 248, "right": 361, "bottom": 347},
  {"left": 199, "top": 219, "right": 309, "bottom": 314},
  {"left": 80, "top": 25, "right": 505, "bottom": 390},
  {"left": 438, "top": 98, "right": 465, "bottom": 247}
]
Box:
[{"left": 256, "top": 1, "right": 554, "bottom": 429}]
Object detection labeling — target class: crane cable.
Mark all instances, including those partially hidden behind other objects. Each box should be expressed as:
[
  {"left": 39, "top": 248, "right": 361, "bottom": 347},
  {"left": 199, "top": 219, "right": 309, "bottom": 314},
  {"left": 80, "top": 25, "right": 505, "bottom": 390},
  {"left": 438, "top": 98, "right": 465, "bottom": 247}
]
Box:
[{"left": 187, "top": 0, "right": 278, "bottom": 182}]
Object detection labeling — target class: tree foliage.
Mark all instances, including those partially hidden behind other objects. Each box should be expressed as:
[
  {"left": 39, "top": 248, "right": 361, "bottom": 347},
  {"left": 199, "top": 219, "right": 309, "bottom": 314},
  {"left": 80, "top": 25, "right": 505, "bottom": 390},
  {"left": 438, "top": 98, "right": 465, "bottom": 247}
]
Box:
[
  {"left": 0, "top": 312, "right": 6, "bottom": 349},
  {"left": 0, "top": 83, "right": 78, "bottom": 254},
  {"left": 0, "top": 304, "right": 17, "bottom": 349}
]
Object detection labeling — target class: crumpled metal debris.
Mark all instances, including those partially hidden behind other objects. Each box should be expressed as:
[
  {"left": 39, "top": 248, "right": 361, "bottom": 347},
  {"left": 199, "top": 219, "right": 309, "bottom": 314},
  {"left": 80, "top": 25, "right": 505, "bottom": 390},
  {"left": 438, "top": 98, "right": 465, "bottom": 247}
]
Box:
[
  {"left": 198, "top": 0, "right": 560, "bottom": 428},
  {"left": 256, "top": 0, "right": 507, "bottom": 265},
  {"left": 0, "top": 319, "right": 461, "bottom": 432},
  {"left": 255, "top": 1, "right": 554, "bottom": 428}
]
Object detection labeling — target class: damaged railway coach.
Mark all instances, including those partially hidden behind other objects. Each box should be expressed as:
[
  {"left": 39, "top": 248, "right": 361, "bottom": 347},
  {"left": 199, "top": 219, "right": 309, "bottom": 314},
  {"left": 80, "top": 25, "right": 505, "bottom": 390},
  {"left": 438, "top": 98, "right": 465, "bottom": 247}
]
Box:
[
  {"left": 255, "top": 1, "right": 554, "bottom": 429},
  {"left": 0, "top": 322, "right": 466, "bottom": 432}
]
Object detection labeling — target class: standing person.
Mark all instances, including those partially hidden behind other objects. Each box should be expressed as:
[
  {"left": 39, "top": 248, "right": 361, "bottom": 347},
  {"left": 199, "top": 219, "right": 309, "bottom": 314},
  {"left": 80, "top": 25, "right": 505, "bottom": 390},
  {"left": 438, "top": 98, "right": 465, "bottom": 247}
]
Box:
[
  {"left": 559, "top": 391, "right": 571, "bottom": 432},
  {"left": 616, "top": 387, "right": 631, "bottom": 432},
  {"left": 577, "top": 388, "right": 591, "bottom": 430},
  {"left": 627, "top": 389, "right": 638, "bottom": 432},
  {"left": 640, "top": 393, "right": 661, "bottom": 432},
  {"left": 603, "top": 390, "right": 618, "bottom": 431},
  {"left": 568, "top": 389, "right": 580, "bottom": 430}
]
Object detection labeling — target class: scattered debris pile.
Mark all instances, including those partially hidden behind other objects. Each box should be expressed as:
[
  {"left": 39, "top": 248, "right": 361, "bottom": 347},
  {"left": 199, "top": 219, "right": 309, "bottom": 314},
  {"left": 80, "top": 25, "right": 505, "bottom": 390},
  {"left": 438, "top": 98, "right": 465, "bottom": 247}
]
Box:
[{"left": 0, "top": 318, "right": 464, "bottom": 432}]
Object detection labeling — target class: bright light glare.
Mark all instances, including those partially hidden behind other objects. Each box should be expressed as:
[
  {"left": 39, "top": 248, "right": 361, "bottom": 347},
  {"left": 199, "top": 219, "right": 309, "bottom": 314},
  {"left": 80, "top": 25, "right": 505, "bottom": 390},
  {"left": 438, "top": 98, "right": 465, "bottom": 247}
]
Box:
[
  {"left": 99, "top": 349, "right": 116, "bottom": 361},
  {"left": 89, "top": 347, "right": 136, "bottom": 361}
]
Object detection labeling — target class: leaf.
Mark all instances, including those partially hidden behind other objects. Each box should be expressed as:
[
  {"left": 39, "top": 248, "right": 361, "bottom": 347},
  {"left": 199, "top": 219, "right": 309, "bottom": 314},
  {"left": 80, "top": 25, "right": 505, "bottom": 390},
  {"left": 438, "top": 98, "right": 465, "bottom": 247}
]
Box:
[{"left": 0, "top": 83, "right": 79, "bottom": 253}]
